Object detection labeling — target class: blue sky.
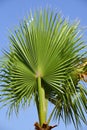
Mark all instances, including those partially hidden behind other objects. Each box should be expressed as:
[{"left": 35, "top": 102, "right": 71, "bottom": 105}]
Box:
[{"left": 0, "top": 0, "right": 87, "bottom": 130}]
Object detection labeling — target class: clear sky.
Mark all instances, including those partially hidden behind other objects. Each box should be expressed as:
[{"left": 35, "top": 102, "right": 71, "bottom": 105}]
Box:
[{"left": 0, "top": 0, "right": 87, "bottom": 130}]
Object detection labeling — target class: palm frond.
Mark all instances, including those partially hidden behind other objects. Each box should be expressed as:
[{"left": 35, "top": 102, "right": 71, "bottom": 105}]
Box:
[
  {"left": 0, "top": 9, "right": 87, "bottom": 128},
  {"left": 47, "top": 76, "right": 87, "bottom": 129}
]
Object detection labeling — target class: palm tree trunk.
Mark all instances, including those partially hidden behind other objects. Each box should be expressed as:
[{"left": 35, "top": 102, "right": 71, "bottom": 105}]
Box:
[{"left": 34, "top": 122, "right": 57, "bottom": 130}]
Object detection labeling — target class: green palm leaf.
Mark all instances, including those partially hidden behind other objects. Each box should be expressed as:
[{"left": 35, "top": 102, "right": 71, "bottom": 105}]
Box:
[{"left": 0, "top": 9, "right": 87, "bottom": 129}]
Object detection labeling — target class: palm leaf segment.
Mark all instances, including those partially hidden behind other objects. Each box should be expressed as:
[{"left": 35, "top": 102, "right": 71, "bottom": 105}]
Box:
[{"left": 0, "top": 9, "right": 87, "bottom": 128}]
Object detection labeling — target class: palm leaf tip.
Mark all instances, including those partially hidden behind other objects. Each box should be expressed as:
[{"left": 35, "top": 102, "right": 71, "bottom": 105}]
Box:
[{"left": 0, "top": 8, "right": 87, "bottom": 129}]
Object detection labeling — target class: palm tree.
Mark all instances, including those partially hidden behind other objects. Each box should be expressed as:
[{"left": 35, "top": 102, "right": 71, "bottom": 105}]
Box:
[{"left": 0, "top": 9, "right": 87, "bottom": 130}]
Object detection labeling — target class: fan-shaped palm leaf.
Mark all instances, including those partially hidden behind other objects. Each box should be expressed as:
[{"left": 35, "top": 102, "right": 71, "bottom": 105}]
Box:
[{"left": 0, "top": 9, "right": 87, "bottom": 129}]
